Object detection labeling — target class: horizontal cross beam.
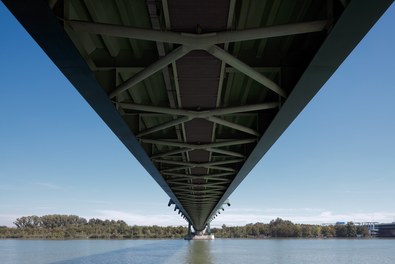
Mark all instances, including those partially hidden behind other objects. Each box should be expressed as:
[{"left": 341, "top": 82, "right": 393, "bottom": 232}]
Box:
[
  {"left": 163, "top": 171, "right": 234, "bottom": 179},
  {"left": 174, "top": 189, "right": 224, "bottom": 195},
  {"left": 178, "top": 194, "right": 221, "bottom": 199},
  {"left": 69, "top": 20, "right": 326, "bottom": 49},
  {"left": 121, "top": 102, "right": 277, "bottom": 137},
  {"left": 167, "top": 177, "right": 230, "bottom": 183},
  {"left": 151, "top": 147, "right": 244, "bottom": 159},
  {"left": 153, "top": 158, "right": 243, "bottom": 167},
  {"left": 119, "top": 102, "right": 278, "bottom": 118},
  {"left": 156, "top": 159, "right": 241, "bottom": 173},
  {"left": 179, "top": 197, "right": 218, "bottom": 201},
  {"left": 168, "top": 181, "right": 228, "bottom": 187},
  {"left": 161, "top": 165, "right": 236, "bottom": 173},
  {"left": 141, "top": 138, "right": 257, "bottom": 149}
]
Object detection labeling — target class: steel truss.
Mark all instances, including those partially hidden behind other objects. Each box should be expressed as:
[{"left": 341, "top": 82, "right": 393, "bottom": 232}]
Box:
[{"left": 67, "top": 14, "right": 327, "bottom": 230}]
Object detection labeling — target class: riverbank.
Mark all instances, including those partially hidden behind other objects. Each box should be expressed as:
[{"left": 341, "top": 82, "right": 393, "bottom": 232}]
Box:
[{"left": 1, "top": 215, "right": 373, "bottom": 240}]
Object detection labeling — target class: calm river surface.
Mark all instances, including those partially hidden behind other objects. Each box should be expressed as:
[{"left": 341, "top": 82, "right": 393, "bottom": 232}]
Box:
[{"left": 1, "top": 239, "right": 394, "bottom": 264}]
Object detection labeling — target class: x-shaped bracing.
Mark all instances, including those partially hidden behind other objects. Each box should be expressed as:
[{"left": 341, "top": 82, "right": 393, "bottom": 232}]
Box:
[
  {"left": 154, "top": 158, "right": 242, "bottom": 173},
  {"left": 163, "top": 172, "right": 234, "bottom": 182},
  {"left": 68, "top": 18, "right": 327, "bottom": 224},
  {"left": 141, "top": 138, "right": 256, "bottom": 160},
  {"left": 119, "top": 102, "right": 278, "bottom": 137},
  {"left": 69, "top": 20, "right": 327, "bottom": 99}
]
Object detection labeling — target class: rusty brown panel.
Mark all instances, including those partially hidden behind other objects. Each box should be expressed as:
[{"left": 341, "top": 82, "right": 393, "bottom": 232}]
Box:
[
  {"left": 184, "top": 119, "right": 213, "bottom": 142},
  {"left": 168, "top": 0, "right": 229, "bottom": 33},
  {"left": 177, "top": 51, "right": 221, "bottom": 109},
  {"left": 188, "top": 149, "right": 210, "bottom": 163},
  {"left": 191, "top": 167, "right": 208, "bottom": 175}
]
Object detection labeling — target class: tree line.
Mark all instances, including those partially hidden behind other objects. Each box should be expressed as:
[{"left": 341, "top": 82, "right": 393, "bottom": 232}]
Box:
[
  {"left": 0, "top": 215, "right": 370, "bottom": 239},
  {"left": 0, "top": 215, "right": 187, "bottom": 239},
  {"left": 211, "top": 218, "right": 370, "bottom": 238}
]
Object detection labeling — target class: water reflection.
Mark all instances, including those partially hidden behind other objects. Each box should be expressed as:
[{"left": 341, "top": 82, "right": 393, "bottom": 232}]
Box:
[
  {"left": 3, "top": 239, "right": 395, "bottom": 264},
  {"left": 186, "top": 241, "right": 213, "bottom": 264}
]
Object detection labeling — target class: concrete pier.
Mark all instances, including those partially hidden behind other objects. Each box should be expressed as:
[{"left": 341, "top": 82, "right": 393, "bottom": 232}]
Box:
[{"left": 185, "top": 234, "right": 215, "bottom": 240}]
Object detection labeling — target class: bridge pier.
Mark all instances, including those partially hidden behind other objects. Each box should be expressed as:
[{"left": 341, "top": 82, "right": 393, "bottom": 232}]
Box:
[
  {"left": 188, "top": 222, "right": 192, "bottom": 237},
  {"left": 185, "top": 222, "right": 214, "bottom": 240}
]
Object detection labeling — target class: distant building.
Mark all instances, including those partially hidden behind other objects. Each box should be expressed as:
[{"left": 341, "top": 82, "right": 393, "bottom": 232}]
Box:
[
  {"left": 320, "top": 222, "right": 395, "bottom": 237},
  {"left": 377, "top": 223, "right": 395, "bottom": 237}
]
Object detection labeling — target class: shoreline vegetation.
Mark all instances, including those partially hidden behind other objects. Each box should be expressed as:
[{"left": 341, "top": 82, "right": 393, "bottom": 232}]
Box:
[{"left": 0, "top": 215, "right": 369, "bottom": 240}]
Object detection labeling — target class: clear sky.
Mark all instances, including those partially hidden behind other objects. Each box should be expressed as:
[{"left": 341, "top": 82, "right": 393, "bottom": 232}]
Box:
[{"left": 1, "top": 2, "right": 394, "bottom": 227}]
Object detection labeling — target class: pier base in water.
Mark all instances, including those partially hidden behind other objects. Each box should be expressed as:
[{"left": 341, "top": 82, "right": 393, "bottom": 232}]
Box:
[
  {"left": 185, "top": 234, "right": 215, "bottom": 240},
  {"left": 185, "top": 223, "right": 214, "bottom": 240}
]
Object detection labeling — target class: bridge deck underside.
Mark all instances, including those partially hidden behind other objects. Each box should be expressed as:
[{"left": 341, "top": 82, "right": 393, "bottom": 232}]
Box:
[
  {"left": 4, "top": 0, "right": 393, "bottom": 231},
  {"left": 170, "top": 1, "right": 228, "bottom": 229}
]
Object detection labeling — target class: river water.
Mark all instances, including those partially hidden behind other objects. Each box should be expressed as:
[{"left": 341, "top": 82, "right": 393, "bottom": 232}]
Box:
[{"left": 1, "top": 239, "right": 394, "bottom": 264}]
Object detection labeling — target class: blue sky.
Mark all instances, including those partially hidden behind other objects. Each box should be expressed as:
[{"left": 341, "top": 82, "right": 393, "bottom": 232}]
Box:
[{"left": 1, "top": 3, "right": 394, "bottom": 227}]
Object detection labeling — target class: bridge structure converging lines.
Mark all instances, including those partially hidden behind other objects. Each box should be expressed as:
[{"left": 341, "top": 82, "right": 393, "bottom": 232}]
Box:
[{"left": 4, "top": 0, "right": 393, "bottom": 232}]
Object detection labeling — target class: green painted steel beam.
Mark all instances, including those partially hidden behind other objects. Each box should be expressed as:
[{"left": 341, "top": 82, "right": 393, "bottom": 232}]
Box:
[{"left": 68, "top": 19, "right": 326, "bottom": 48}]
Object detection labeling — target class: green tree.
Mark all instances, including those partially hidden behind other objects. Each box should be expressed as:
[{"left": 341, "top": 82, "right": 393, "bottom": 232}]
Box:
[
  {"left": 346, "top": 222, "right": 357, "bottom": 237},
  {"left": 335, "top": 224, "right": 347, "bottom": 237},
  {"left": 356, "top": 225, "right": 370, "bottom": 237}
]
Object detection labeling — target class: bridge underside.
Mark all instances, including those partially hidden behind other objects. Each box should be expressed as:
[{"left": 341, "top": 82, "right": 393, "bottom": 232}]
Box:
[{"left": 4, "top": 0, "right": 393, "bottom": 231}]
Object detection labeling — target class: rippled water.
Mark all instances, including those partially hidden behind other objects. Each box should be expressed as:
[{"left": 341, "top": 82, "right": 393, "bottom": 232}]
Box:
[{"left": 1, "top": 239, "right": 394, "bottom": 264}]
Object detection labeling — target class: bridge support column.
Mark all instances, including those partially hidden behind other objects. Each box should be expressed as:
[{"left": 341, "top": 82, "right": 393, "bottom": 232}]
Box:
[
  {"left": 188, "top": 222, "right": 192, "bottom": 237},
  {"left": 207, "top": 223, "right": 211, "bottom": 235}
]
